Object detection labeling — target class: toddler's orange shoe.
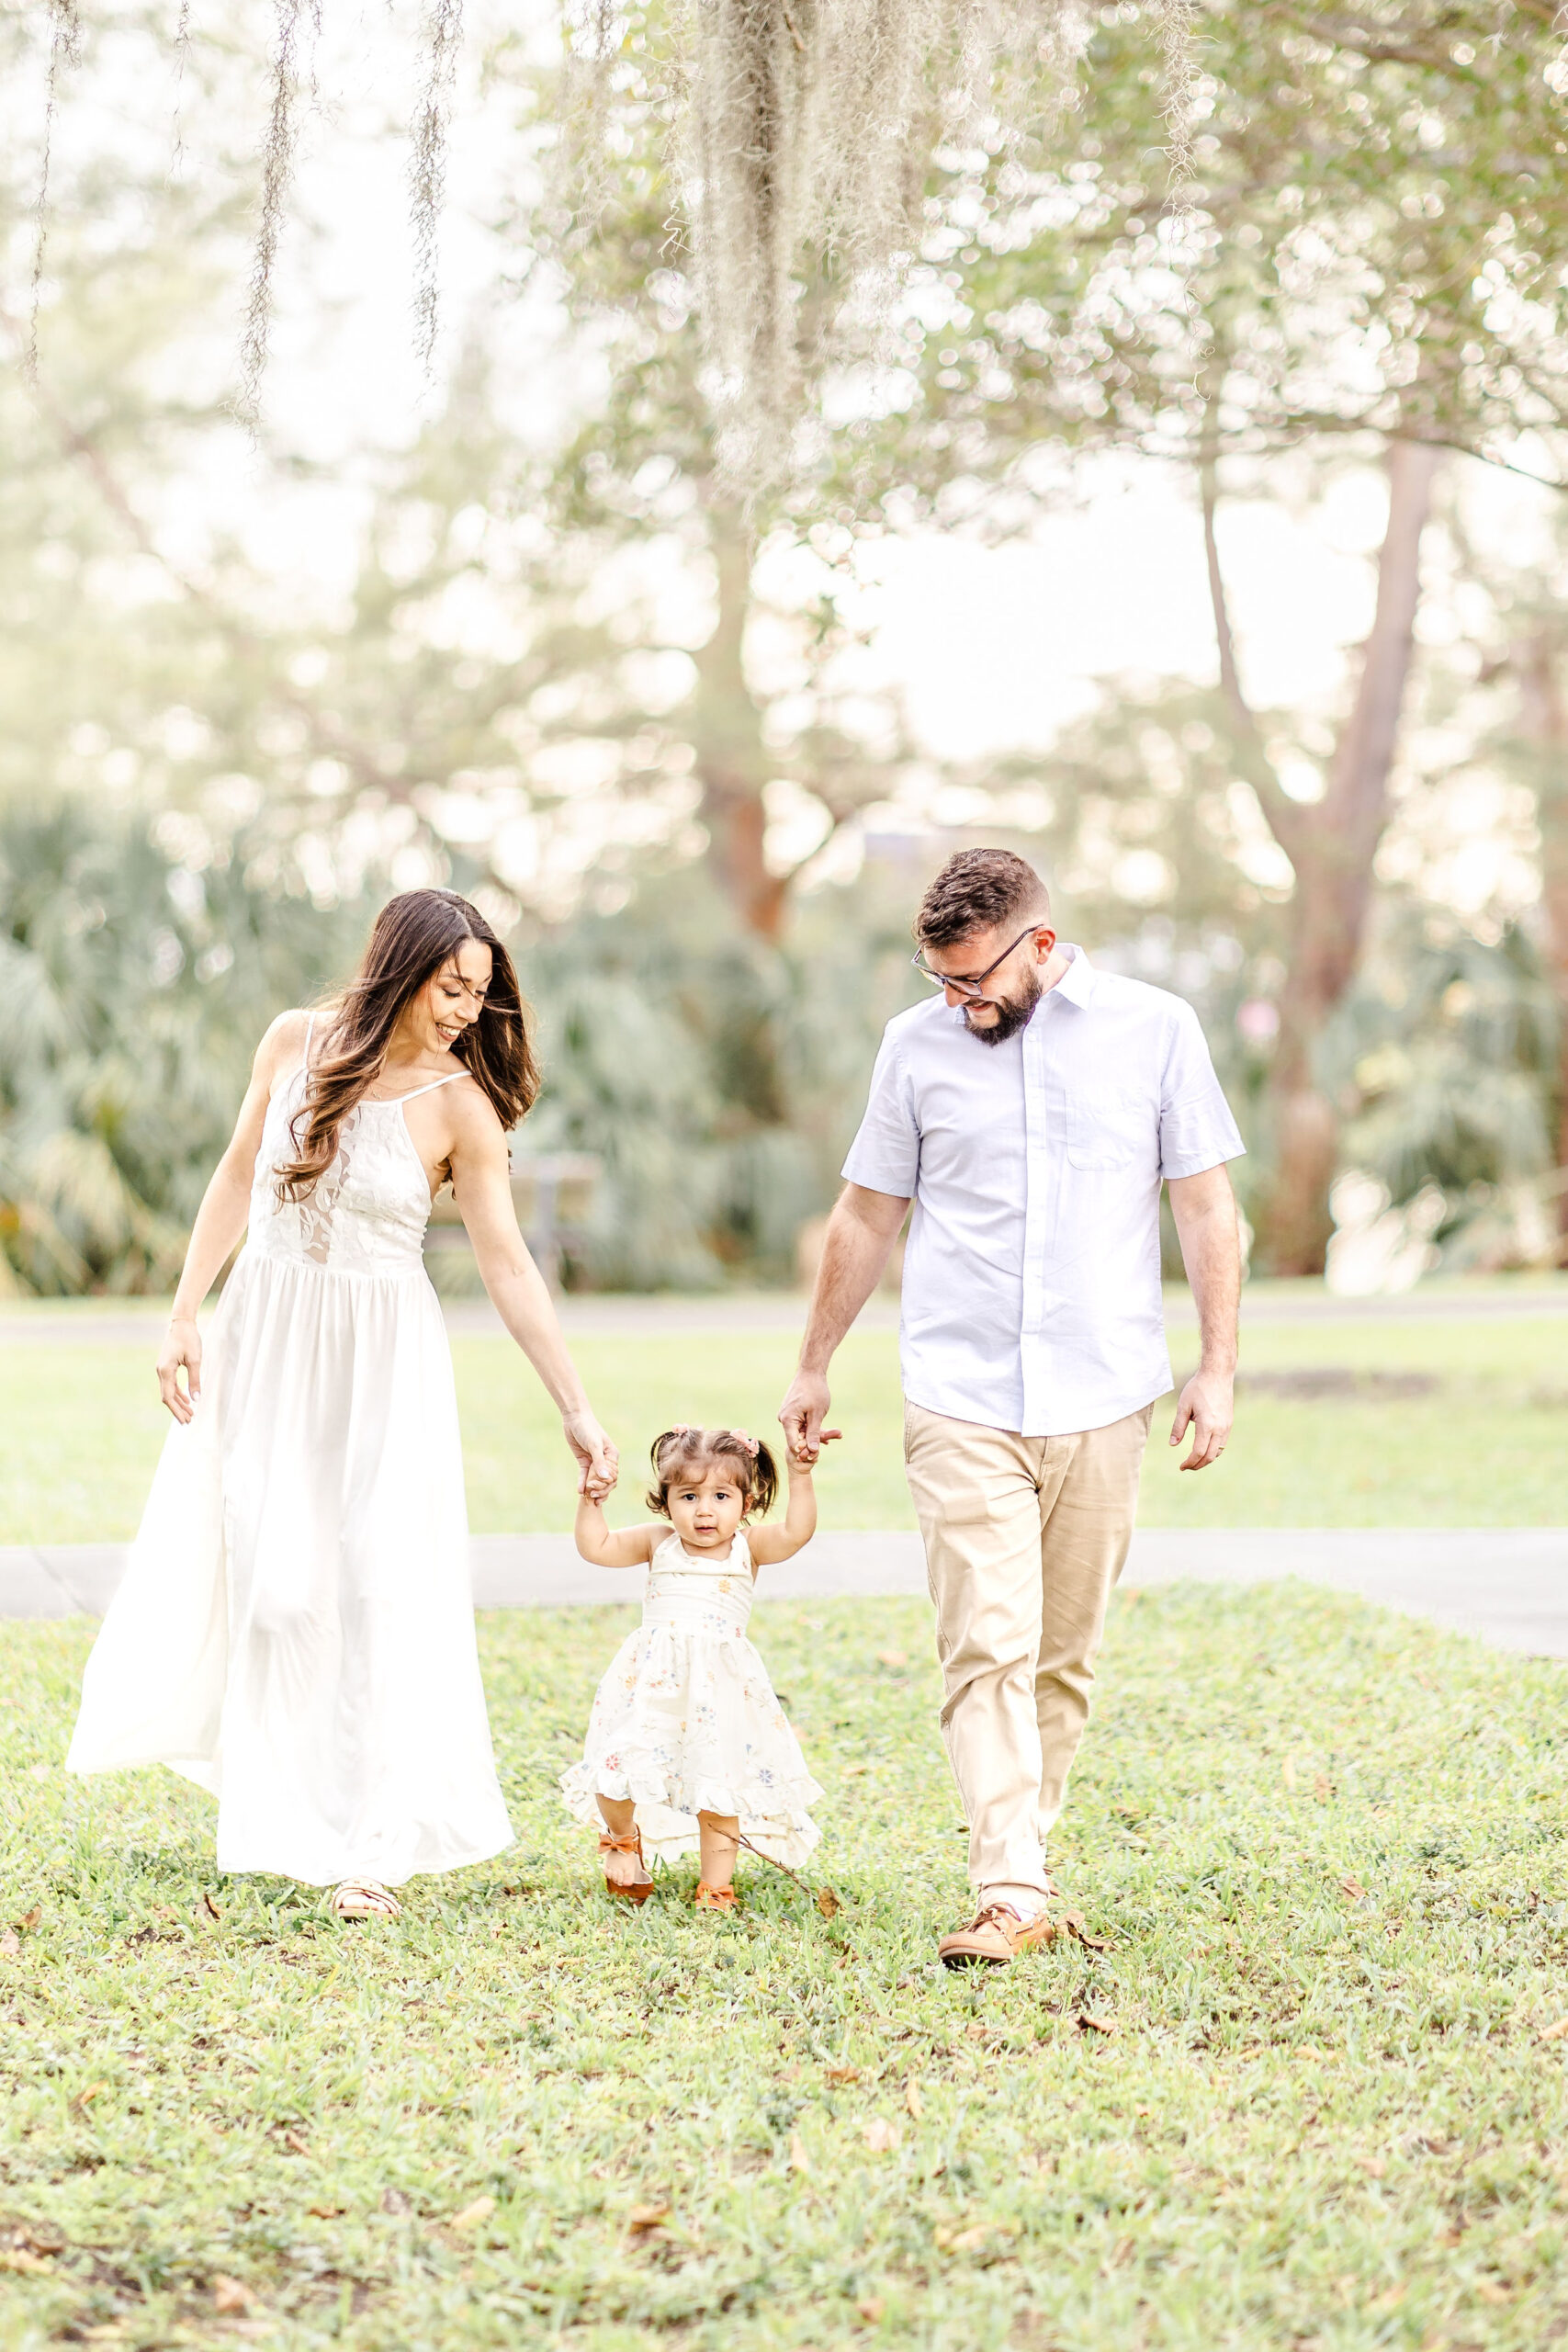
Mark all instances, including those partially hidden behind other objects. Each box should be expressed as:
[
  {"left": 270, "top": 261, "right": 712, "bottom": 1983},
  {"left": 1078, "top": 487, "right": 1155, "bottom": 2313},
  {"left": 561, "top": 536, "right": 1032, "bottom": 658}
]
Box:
[
  {"left": 598, "top": 1829, "right": 654, "bottom": 1905},
  {"left": 693, "top": 1882, "right": 738, "bottom": 1914}
]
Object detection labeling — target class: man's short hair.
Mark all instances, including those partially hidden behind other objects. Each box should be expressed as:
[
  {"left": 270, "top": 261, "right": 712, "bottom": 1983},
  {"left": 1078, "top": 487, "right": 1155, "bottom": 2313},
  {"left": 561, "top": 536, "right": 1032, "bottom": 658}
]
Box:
[{"left": 914, "top": 849, "right": 1050, "bottom": 950}]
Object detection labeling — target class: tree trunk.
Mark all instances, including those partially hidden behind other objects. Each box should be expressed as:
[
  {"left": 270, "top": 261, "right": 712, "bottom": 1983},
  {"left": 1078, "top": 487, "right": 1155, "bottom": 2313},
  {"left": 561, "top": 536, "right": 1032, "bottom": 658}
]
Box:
[
  {"left": 691, "top": 506, "right": 786, "bottom": 938},
  {"left": 1253, "top": 438, "right": 1442, "bottom": 1272},
  {"left": 1514, "top": 629, "right": 1568, "bottom": 1242}
]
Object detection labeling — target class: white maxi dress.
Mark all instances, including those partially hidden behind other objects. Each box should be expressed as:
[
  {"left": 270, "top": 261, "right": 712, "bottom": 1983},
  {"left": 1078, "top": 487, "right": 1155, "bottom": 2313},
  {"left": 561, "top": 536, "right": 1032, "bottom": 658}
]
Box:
[{"left": 66, "top": 1025, "right": 514, "bottom": 1887}]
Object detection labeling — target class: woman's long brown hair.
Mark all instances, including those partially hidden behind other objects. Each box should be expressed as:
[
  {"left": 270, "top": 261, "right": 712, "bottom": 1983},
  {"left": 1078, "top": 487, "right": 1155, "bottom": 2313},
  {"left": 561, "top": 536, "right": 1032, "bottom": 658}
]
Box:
[{"left": 276, "top": 888, "right": 539, "bottom": 1203}]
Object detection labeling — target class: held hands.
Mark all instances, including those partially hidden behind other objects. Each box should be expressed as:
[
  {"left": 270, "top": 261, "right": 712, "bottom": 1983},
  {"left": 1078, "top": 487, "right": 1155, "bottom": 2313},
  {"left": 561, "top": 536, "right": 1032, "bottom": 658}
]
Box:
[
  {"left": 1168, "top": 1365, "right": 1234, "bottom": 1471},
  {"left": 563, "top": 1409, "right": 619, "bottom": 1499},
  {"left": 157, "top": 1317, "right": 203, "bottom": 1424},
  {"left": 777, "top": 1370, "right": 842, "bottom": 1469}
]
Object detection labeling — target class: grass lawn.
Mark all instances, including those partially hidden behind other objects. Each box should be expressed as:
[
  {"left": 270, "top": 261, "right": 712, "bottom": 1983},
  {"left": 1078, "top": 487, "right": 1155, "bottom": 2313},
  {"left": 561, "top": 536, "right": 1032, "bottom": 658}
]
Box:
[
  {"left": 4, "top": 1308, "right": 1564, "bottom": 1544},
  {"left": 6, "top": 1584, "right": 1568, "bottom": 2347}
]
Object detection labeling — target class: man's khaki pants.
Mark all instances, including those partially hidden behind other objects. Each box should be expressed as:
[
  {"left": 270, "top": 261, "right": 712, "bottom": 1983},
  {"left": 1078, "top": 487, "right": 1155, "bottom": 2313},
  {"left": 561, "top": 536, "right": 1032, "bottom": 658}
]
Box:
[{"left": 903, "top": 1400, "right": 1153, "bottom": 1908}]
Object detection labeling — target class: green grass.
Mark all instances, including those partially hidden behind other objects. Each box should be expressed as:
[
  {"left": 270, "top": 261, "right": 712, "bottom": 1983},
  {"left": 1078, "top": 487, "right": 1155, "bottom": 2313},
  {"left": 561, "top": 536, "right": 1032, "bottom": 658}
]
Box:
[
  {"left": 6, "top": 1585, "right": 1568, "bottom": 2347},
  {"left": 4, "top": 1311, "right": 1565, "bottom": 1544}
]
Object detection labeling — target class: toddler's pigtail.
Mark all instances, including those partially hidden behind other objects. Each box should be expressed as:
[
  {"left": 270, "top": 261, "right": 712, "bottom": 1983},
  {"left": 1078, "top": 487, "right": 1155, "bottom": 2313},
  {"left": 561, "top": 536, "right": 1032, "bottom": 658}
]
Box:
[
  {"left": 745, "top": 1437, "right": 779, "bottom": 1519},
  {"left": 645, "top": 1427, "right": 687, "bottom": 1517}
]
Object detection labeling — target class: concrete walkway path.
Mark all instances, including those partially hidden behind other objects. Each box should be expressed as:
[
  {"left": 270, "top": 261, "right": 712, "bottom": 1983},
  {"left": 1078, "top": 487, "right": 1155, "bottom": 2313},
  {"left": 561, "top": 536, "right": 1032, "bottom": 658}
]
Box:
[{"left": 6, "top": 1528, "right": 1565, "bottom": 1657}]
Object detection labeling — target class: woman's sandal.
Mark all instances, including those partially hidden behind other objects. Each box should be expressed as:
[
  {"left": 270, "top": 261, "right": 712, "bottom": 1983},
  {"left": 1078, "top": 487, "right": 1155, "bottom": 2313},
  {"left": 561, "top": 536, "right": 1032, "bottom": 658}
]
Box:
[
  {"left": 693, "top": 1882, "right": 738, "bottom": 1914},
  {"left": 329, "top": 1879, "right": 402, "bottom": 1920},
  {"left": 598, "top": 1830, "right": 654, "bottom": 1905}
]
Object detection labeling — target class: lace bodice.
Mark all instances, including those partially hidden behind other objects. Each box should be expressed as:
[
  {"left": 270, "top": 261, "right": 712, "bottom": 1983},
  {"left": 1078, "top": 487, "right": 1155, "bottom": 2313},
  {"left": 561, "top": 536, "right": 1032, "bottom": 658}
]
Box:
[
  {"left": 642, "top": 1532, "right": 756, "bottom": 1637},
  {"left": 247, "top": 1040, "right": 457, "bottom": 1280}
]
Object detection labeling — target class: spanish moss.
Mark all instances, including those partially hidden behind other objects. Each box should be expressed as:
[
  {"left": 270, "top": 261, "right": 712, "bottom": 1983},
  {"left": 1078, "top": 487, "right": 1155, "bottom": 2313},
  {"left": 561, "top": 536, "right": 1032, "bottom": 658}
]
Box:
[
  {"left": 169, "top": 0, "right": 193, "bottom": 181},
  {"left": 239, "top": 0, "right": 305, "bottom": 424},
  {"left": 560, "top": 1, "right": 1199, "bottom": 493},
  {"left": 28, "top": 0, "right": 84, "bottom": 382},
  {"left": 410, "top": 0, "right": 464, "bottom": 375}
]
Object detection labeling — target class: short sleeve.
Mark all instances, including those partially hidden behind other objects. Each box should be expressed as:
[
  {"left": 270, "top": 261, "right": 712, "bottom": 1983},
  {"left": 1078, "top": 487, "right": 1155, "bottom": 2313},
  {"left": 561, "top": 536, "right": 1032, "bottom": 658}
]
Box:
[
  {"left": 841, "top": 1026, "right": 920, "bottom": 1197},
  {"left": 1158, "top": 1001, "right": 1246, "bottom": 1181}
]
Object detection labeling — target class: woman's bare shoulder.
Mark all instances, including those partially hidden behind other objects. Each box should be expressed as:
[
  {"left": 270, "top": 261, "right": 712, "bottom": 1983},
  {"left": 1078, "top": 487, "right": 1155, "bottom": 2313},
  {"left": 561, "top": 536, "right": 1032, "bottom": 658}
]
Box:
[
  {"left": 446, "top": 1072, "right": 509, "bottom": 1144},
  {"left": 254, "top": 1009, "right": 314, "bottom": 1084}
]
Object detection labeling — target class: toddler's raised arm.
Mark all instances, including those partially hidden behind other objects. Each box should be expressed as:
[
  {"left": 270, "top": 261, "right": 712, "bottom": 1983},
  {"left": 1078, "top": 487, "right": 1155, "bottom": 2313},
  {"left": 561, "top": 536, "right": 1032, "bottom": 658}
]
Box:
[
  {"left": 575, "top": 1492, "right": 660, "bottom": 1569},
  {"left": 747, "top": 1447, "right": 825, "bottom": 1566}
]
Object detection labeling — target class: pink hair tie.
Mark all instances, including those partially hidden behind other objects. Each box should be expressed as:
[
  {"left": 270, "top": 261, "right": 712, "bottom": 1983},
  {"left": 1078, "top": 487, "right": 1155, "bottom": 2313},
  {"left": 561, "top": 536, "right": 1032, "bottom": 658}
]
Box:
[{"left": 731, "top": 1427, "right": 761, "bottom": 1457}]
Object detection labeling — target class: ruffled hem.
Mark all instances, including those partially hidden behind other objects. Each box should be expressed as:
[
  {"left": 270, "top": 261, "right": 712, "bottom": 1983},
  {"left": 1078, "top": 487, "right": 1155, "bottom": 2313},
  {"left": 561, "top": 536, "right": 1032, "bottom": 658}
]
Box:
[{"left": 558, "top": 1755, "right": 822, "bottom": 1868}]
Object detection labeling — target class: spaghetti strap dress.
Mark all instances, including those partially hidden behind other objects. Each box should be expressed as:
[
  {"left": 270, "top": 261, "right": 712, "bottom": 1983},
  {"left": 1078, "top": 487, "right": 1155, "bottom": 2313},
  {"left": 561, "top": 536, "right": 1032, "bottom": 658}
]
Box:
[
  {"left": 66, "top": 1023, "right": 514, "bottom": 1888},
  {"left": 559, "top": 1530, "right": 823, "bottom": 1867}
]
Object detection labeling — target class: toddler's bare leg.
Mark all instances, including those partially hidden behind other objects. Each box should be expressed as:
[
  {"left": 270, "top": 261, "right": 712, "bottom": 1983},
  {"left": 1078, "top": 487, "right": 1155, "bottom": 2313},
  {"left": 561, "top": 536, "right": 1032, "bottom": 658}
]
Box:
[
  {"left": 697, "top": 1811, "right": 740, "bottom": 1892},
  {"left": 597, "top": 1794, "right": 651, "bottom": 1891}
]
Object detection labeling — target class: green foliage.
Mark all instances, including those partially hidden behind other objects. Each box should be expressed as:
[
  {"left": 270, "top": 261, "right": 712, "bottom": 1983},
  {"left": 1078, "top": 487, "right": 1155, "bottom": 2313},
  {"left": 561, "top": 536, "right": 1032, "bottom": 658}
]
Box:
[
  {"left": 6, "top": 1584, "right": 1568, "bottom": 2346},
  {"left": 1334, "top": 910, "right": 1558, "bottom": 1211},
  {"left": 842, "top": 1, "right": 1568, "bottom": 486},
  {"left": 0, "top": 797, "right": 369, "bottom": 1293}
]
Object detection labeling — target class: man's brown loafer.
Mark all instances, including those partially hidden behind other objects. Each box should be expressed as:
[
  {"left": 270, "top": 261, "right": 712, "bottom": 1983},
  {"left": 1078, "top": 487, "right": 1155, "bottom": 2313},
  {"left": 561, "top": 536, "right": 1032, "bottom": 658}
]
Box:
[{"left": 938, "top": 1902, "right": 1055, "bottom": 1969}]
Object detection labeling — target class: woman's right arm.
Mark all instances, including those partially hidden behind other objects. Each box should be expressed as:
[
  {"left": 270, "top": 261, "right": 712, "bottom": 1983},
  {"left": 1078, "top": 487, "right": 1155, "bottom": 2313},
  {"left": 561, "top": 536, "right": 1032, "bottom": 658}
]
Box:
[{"left": 156, "top": 1012, "right": 307, "bottom": 1422}]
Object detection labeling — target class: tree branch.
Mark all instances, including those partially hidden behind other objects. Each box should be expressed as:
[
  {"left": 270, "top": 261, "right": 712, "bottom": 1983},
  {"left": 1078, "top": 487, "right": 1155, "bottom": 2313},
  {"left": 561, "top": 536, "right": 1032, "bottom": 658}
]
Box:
[
  {"left": 1198, "top": 436, "right": 1304, "bottom": 863},
  {"left": 1, "top": 303, "right": 400, "bottom": 806}
]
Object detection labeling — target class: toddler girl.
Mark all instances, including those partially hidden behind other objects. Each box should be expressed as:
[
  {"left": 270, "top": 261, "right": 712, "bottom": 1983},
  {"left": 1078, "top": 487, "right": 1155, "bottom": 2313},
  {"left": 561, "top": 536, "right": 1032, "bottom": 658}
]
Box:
[{"left": 560, "top": 1423, "right": 828, "bottom": 1911}]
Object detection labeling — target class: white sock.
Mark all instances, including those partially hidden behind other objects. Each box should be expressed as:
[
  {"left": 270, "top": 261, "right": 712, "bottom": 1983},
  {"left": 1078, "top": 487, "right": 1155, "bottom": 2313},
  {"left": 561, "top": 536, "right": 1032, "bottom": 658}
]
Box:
[{"left": 981, "top": 1882, "right": 1050, "bottom": 1923}]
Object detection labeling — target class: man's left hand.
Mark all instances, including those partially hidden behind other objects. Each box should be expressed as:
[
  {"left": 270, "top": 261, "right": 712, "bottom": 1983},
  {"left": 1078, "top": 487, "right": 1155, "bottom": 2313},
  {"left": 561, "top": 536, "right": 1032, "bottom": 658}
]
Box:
[{"left": 1168, "top": 1367, "right": 1233, "bottom": 1471}]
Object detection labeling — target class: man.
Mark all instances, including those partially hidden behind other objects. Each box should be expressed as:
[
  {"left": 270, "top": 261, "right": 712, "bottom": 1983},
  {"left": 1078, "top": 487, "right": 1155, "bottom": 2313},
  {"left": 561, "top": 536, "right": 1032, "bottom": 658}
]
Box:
[{"left": 779, "top": 848, "right": 1244, "bottom": 1967}]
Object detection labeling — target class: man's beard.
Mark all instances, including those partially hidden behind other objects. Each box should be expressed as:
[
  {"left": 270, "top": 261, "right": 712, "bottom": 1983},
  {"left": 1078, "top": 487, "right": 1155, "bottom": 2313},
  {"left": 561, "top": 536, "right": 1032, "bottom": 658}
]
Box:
[{"left": 962, "top": 967, "right": 1043, "bottom": 1048}]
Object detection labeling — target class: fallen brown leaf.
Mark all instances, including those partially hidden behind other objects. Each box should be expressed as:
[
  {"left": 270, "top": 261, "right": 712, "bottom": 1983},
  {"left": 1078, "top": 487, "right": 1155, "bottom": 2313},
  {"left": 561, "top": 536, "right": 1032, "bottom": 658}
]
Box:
[
  {"left": 13, "top": 2223, "right": 64, "bottom": 2256},
  {"left": 840, "top": 1762, "right": 869, "bottom": 1779},
  {"left": 1359, "top": 2156, "right": 1387, "bottom": 2180},
  {"left": 17, "top": 1906, "right": 40, "bottom": 1932},
  {"left": 1339, "top": 1877, "right": 1368, "bottom": 1903},
  {"left": 824, "top": 2064, "right": 861, "bottom": 2084},
  {"left": 627, "top": 2202, "right": 671, "bottom": 2234},
  {"left": 863, "top": 2117, "right": 901, "bottom": 2153},
  {"left": 1540, "top": 2017, "right": 1568, "bottom": 2042},
  {"left": 905, "top": 2076, "right": 924, "bottom": 2120},
  {"left": 284, "top": 2129, "right": 311, "bottom": 2155},
  {"left": 875, "top": 1649, "right": 908, "bottom": 1669},
  {"left": 1077, "top": 2014, "right": 1118, "bottom": 2039},
  {"left": 72, "top": 2082, "right": 107, "bottom": 2112},
  {"left": 788, "top": 2131, "right": 811, "bottom": 2177},
  {"left": 1314, "top": 1773, "right": 1334, "bottom": 1803},
  {"left": 0, "top": 2249, "right": 54, "bottom": 2275},
  {"left": 0, "top": 1929, "right": 19, "bottom": 1961},
  {"left": 450, "top": 2196, "right": 495, "bottom": 2230},
  {"left": 212, "top": 2276, "right": 253, "bottom": 2313},
  {"left": 203, "top": 1892, "right": 222, "bottom": 1920},
  {"left": 380, "top": 2188, "right": 413, "bottom": 2216},
  {"left": 306, "top": 2203, "right": 344, "bottom": 2221},
  {"left": 1475, "top": 2280, "right": 1511, "bottom": 2305},
  {"left": 1060, "top": 1912, "right": 1108, "bottom": 1951},
  {"left": 816, "top": 1885, "right": 842, "bottom": 1919},
  {"left": 857, "top": 2295, "right": 886, "bottom": 2322}
]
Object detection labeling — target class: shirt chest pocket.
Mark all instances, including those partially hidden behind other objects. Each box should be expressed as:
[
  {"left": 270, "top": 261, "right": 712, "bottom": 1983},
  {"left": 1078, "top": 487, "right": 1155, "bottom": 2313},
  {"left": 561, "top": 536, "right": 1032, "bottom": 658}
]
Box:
[{"left": 1055, "top": 1091, "right": 1154, "bottom": 1173}]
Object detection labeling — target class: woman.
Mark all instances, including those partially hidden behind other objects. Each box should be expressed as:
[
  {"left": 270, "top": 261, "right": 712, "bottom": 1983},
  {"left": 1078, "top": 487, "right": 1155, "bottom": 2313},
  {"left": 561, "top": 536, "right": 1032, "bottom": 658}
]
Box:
[{"left": 67, "top": 888, "right": 618, "bottom": 1918}]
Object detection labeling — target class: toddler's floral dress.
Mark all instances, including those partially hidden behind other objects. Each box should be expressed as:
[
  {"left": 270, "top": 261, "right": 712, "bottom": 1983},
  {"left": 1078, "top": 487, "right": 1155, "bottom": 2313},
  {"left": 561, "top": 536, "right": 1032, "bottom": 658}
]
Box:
[{"left": 560, "top": 1531, "right": 822, "bottom": 1866}]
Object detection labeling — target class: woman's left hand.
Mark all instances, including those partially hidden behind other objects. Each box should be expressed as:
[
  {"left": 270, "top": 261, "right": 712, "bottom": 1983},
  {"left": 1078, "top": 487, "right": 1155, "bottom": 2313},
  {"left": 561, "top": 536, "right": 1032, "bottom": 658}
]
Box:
[{"left": 563, "top": 1411, "right": 618, "bottom": 1498}]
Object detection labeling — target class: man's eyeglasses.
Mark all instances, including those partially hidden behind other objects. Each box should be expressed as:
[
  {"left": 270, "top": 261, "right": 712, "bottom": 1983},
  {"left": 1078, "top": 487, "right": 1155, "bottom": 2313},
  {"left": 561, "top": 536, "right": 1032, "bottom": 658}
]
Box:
[{"left": 911, "top": 924, "right": 1043, "bottom": 1001}]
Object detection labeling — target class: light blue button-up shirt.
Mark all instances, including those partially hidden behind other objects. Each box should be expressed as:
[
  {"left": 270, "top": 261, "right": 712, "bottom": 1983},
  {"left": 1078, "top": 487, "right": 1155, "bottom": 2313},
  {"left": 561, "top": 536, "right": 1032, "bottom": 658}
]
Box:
[{"left": 841, "top": 946, "right": 1245, "bottom": 1436}]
